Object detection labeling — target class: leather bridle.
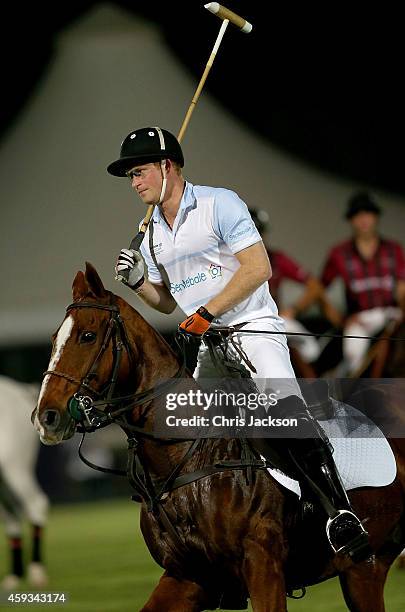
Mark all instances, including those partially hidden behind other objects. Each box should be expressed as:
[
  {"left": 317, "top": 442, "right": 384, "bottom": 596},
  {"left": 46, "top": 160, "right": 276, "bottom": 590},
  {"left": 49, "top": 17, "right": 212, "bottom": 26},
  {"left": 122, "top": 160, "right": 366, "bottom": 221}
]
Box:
[{"left": 43, "top": 298, "right": 185, "bottom": 434}]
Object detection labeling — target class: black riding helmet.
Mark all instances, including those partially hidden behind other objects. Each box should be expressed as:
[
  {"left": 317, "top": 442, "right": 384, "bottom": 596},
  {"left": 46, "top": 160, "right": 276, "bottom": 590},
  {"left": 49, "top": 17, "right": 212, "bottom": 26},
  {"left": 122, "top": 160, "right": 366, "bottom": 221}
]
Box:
[
  {"left": 345, "top": 191, "right": 382, "bottom": 219},
  {"left": 107, "top": 127, "right": 184, "bottom": 177}
]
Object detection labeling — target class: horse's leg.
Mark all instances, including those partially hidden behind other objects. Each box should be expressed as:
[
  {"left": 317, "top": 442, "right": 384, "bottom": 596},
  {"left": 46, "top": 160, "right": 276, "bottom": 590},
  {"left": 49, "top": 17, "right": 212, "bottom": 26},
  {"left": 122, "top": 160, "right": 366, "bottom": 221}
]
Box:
[
  {"left": 1, "top": 464, "right": 49, "bottom": 588},
  {"left": 0, "top": 506, "right": 23, "bottom": 590},
  {"left": 242, "top": 541, "right": 287, "bottom": 612},
  {"left": 140, "top": 573, "right": 208, "bottom": 612},
  {"left": 339, "top": 559, "right": 389, "bottom": 612},
  {"left": 27, "top": 524, "right": 48, "bottom": 588}
]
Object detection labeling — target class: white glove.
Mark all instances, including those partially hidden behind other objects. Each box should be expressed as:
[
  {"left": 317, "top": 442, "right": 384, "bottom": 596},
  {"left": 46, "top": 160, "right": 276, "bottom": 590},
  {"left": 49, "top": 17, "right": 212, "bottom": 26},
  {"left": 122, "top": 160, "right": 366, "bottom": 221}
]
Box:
[{"left": 115, "top": 249, "right": 145, "bottom": 288}]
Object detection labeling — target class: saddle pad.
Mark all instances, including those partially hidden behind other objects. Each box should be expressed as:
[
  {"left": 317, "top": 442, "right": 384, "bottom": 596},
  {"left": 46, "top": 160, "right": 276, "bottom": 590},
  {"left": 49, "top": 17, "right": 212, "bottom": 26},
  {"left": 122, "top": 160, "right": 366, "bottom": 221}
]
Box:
[{"left": 267, "top": 399, "right": 397, "bottom": 498}]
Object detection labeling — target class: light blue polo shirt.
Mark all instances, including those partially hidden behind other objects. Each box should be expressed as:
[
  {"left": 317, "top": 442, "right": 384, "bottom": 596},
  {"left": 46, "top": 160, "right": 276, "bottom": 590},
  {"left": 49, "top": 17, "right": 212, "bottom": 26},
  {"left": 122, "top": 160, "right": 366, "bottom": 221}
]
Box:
[{"left": 140, "top": 181, "right": 280, "bottom": 326}]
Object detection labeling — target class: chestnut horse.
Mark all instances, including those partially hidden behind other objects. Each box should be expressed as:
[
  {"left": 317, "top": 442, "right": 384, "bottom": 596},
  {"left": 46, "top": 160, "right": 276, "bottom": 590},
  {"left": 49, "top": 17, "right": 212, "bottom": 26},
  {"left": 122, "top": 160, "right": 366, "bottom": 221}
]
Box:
[{"left": 32, "top": 264, "right": 405, "bottom": 612}]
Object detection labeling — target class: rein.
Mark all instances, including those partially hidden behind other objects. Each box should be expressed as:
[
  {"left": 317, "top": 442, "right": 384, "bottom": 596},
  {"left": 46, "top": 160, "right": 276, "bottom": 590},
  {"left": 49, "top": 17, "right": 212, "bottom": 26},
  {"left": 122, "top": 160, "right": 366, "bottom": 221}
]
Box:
[{"left": 204, "top": 326, "right": 405, "bottom": 343}]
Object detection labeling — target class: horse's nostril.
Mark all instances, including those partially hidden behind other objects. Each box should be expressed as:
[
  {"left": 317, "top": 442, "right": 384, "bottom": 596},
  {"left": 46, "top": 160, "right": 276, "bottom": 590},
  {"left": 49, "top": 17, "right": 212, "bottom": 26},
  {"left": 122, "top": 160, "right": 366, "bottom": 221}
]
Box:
[{"left": 42, "top": 410, "right": 61, "bottom": 430}]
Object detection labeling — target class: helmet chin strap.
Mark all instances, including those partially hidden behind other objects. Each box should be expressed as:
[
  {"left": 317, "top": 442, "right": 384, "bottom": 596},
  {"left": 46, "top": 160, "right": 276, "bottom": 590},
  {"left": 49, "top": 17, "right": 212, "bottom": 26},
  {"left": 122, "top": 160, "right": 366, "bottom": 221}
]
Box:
[
  {"left": 154, "top": 127, "right": 167, "bottom": 205},
  {"left": 157, "top": 158, "right": 167, "bottom": 205}
]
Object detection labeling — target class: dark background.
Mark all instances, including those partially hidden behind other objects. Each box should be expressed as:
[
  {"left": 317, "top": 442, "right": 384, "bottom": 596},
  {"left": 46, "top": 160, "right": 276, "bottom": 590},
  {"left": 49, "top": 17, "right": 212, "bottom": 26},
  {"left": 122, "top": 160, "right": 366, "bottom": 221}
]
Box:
[{"left": 1, "top": 1, "right": 404, "bottom": 196}]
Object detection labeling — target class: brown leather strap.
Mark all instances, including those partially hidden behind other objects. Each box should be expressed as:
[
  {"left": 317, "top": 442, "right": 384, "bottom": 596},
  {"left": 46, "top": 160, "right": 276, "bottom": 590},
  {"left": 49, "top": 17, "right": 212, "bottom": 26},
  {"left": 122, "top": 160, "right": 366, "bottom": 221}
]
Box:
[{"left": 148, "top": 221, "right": 171, "bottom": 291}]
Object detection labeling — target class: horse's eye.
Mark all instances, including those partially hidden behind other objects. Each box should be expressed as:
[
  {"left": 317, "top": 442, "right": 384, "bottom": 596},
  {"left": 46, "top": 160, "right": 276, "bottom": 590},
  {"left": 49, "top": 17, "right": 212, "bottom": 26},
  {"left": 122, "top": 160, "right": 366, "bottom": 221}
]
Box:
[{"left": 80, "top": 331, "right": 97, "bottom": 344}]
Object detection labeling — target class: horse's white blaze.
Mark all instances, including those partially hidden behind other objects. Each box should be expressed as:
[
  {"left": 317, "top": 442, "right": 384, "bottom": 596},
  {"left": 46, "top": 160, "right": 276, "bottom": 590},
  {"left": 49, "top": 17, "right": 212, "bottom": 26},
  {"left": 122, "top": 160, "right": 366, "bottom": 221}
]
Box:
[{"left": 37, "top": 315, "right": 74, "bottom": 407}]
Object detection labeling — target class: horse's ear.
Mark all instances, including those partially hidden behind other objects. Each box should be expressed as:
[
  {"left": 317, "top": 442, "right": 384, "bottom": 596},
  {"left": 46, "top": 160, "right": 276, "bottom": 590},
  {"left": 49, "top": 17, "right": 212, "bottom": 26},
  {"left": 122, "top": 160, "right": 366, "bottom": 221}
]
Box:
[
  {"left": 84, "top": 262, "right": 106, "bottom": 298},
  {"left": 72, "top": 270, "right": 88, "bottom": 302}
]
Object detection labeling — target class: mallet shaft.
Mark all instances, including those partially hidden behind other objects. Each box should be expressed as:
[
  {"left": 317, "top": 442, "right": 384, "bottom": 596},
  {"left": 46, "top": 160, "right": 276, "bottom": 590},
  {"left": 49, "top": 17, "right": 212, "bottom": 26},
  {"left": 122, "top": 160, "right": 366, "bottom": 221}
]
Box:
[
  {"left": 126, "top": 4, "right": 253, "bottom": 264},
  {"left": 177, "top": 19, "right": 229, "bottom": 143}
]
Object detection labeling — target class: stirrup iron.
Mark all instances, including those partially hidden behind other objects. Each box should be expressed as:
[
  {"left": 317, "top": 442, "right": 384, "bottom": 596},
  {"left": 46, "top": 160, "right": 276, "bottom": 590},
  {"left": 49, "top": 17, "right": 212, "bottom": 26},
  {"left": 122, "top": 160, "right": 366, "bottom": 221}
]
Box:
[{"left": 326, "top": 509, "right": 371, "bottom": 561}]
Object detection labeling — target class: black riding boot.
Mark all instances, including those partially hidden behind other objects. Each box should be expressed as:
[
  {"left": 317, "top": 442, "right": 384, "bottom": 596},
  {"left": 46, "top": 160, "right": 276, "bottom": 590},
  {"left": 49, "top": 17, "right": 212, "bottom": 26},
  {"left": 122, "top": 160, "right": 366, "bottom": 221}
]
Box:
[{"left": 253, "top": 394, "right": 372, "bottom": 563}]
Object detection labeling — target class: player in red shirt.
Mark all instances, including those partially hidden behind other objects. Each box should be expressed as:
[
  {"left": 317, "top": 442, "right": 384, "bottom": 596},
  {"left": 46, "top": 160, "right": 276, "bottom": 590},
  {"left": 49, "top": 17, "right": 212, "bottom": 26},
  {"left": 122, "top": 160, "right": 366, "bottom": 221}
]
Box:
[{"left": 321, "top": 191, "right": 405, "bottom": 375}]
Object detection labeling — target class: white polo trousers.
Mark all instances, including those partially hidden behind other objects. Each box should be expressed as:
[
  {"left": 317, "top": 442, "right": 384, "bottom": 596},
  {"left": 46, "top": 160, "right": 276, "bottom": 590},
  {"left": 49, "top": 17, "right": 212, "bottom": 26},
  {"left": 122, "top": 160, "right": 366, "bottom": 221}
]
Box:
[
  {"left": 283, "top": 318, "right": 321, "bottom": 363},
  {"left": 344, "top": 306, "right": 402, "bottom": 373},
  {"left": 194, "top": 318, "right": 303, "bottom": 400}
]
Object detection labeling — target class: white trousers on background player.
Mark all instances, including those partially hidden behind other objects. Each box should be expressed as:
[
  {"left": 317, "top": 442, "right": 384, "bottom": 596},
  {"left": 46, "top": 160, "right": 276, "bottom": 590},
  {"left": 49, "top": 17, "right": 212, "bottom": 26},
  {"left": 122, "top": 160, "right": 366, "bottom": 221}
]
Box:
[
  {"left": 283, "top": 317, "right": 321, "bottom": 363},
  {"left": 194, "top": 317, "right": 303, "bottom": 400},
  {"left": 344, "top": 306, "right": 402, "bottom": 374}
]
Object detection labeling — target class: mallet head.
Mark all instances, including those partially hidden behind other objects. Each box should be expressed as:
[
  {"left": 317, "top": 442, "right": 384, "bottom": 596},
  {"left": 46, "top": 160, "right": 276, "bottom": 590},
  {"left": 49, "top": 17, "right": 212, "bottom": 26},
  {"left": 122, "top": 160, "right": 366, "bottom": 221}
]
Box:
[{"left": 204, "top": 2, "right": 253, "bottom": 33}]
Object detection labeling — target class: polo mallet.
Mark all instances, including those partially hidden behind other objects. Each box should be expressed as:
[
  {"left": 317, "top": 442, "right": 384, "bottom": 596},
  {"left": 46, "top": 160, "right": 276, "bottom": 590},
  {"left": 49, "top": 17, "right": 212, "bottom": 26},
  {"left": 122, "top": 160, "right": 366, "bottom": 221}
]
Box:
[{"left": 118, "top": 3, "right": 252, "bottom": 283}]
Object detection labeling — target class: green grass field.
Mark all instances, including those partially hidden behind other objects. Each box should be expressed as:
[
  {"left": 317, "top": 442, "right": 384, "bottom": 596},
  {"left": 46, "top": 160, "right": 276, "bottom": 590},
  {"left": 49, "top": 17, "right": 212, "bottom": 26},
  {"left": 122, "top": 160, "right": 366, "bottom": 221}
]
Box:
[{"left": 1, "top": 498, "right": 404, "bottom": 611}]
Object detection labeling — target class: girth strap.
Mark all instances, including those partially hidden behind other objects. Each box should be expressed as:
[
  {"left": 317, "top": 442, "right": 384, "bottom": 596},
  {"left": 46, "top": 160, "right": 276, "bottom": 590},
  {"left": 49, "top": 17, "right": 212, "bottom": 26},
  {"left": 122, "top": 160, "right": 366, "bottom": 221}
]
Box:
[
  {"left": 167, "top": 459, "right": 268, "bottom": 491},
  {"left": 126, "top": 437, "right": 199, "bottom": 563},
  {"left": 126, "top": 437, "right": 267, "bottom": 503}
]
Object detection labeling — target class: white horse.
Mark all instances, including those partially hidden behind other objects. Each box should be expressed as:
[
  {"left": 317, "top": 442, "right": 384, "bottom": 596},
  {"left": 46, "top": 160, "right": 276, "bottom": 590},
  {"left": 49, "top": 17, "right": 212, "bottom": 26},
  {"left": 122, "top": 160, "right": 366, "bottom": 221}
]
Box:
[{"left": 0, "top": 375, "right": 49, "bottom": 590}]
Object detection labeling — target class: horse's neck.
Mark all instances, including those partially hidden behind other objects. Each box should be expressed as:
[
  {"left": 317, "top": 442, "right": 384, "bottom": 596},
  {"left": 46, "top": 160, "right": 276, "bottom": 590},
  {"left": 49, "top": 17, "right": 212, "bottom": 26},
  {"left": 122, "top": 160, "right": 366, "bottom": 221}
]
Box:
[
  {"left": 141, "top": 437, "right": 193, "bottom": 479},
  {"left": 118, "top": 297, "right": 181, "bottom": 388},
  {"left": 116, "top": 298, "right": 212, "bottom": 478}
]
